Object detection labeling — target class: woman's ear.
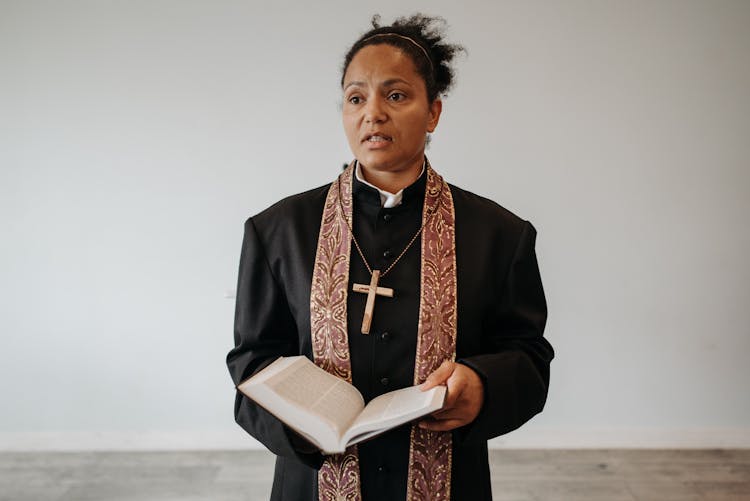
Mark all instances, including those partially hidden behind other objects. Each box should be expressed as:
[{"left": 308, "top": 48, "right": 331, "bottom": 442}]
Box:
[{"left": 427, "top": 98, "right": 442, "bottom": 133}]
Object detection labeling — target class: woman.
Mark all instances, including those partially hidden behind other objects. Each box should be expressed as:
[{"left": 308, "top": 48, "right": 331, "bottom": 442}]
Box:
[{"left": 227, "top": 14, "right": 554, "bottom": 501}]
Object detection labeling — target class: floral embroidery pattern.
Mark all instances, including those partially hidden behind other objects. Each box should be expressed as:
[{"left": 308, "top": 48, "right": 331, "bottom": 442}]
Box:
[{"left": 310, "top": 163, "right": 456, "bottom": 501}]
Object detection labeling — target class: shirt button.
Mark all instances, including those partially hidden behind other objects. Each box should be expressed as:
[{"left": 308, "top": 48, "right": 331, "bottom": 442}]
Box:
[
  {"left": 380, "top": 331, "right": 391, "bottom": 342},
  {"left": 377, "top": 465, "right": 388, "bottom": 474},
  {"left": 383, "top": 213, "right": 392, "bottom": 222},
  {"left": 380, "top": 377, "right": 390, "bottom": 387},
  {"left": 382, "top": 249, "right": 392, "bottom": 259}
]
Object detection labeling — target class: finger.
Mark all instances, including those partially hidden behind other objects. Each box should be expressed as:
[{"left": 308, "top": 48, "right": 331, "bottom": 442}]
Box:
[
  {"left": 442, "top": 371, "right": 467, "bottom": 408},
  {"left": 429, "top": 407, "right": 465, "bottom": 421},
  {"left": 421, "top": 360, "right": 453, "bottom": 390},
  {"left": 420, "top": 360, "right": 454, "bottom": 391},
  {"left": 418, "top": 417, "right": 466, "bottom": 432}
]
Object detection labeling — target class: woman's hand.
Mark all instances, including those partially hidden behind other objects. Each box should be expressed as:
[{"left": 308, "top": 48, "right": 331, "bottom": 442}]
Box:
[{"left": 418, "top": 360, "right": 484, "bottom": 431}]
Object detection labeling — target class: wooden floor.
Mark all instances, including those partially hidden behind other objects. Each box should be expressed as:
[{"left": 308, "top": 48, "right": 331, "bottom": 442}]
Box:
[{"left": 1, "top": 449, "right": 749, "bottom": 500}]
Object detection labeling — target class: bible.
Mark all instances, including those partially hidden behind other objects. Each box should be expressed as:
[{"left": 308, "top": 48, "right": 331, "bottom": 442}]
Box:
[{"left": 236, "top": 355, "right": 447, "bottom": 454}]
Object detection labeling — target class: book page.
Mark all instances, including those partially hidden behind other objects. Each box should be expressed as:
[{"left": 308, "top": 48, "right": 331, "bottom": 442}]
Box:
[
  {"left": 265, "top": 358, "right": 364, "bottom": 436},
  {"left": 342, "top": 385, "right": 446, "bottom": 445}
]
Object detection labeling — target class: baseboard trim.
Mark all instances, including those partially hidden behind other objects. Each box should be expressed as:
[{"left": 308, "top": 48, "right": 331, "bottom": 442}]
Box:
[
  {"left": 0, "top": 430, "right": 259, "bottom": 452},
  {"left": 1, "top": 428, "right": 748, "bottom": 452},
  {"left": 487, "top": 427, "right": 750, "bottom": 449}
]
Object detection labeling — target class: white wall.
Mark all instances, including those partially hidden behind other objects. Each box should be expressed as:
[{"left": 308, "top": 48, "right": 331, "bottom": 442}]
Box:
[{"left": 1, "top": 0, "right": 749, "bottom": 451}]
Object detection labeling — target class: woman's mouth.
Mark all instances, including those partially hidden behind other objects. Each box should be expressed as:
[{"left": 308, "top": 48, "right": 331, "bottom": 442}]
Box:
[{"left": 363, "top": 134, "right": 393, "bottom": 149}]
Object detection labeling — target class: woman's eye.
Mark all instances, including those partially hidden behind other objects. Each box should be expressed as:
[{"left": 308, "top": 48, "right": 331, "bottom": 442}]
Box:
[
  {"left": 388, "top": 92, "right": 405, "bottom": 102},
  {"left": 348, "top": 96, "right": 362, "bottom": 105}
]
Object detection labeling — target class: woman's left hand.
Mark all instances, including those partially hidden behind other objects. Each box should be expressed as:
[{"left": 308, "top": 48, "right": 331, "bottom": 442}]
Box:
[{"left": 418, "top": 360, "right": 484, "bottom": 431}]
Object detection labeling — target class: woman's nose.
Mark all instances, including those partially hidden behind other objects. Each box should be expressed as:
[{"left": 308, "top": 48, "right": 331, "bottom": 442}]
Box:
[{"left": 364, "top": 98, "right": 386, "bottom": 124}]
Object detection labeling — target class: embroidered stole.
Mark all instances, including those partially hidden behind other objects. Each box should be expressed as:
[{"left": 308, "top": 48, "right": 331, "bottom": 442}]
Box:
[{"left": 310, "top": 161, "right": 458, "bottom": 500}]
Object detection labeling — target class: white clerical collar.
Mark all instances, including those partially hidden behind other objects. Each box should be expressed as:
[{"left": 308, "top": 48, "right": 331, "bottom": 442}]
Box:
[{"left": 354, "top": 161, "right": 426, "bottom": 208}]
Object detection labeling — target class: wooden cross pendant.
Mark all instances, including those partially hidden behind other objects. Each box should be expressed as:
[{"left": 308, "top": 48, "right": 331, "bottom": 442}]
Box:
[{"left": 352, "top": 270, "right": 394, "bottom": 334}]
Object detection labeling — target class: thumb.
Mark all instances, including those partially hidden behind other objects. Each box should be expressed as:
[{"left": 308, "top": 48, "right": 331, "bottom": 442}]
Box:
[{"left": 420, "top": 360, "right": 454, "bottom": 391}]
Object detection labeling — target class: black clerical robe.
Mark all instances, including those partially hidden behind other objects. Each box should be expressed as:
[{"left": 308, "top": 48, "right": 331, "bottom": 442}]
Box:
[{"left": 226, "top": 168, "right": 554, "bottom": 501}]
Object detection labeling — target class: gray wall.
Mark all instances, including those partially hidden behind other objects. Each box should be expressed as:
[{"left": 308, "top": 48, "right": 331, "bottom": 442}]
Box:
[{"left": 2, "top": 0, "right": 749, "bottom": 450}]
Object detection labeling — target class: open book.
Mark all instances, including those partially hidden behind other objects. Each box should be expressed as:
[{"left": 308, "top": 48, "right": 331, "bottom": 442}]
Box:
[{"left": 236, "top": 356, "right": 446, "bottom": 454}]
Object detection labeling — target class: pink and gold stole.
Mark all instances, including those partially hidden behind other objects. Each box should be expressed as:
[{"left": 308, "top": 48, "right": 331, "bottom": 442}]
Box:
[{"left": 310, "top": 161, "right": 458, "bottom": 500}]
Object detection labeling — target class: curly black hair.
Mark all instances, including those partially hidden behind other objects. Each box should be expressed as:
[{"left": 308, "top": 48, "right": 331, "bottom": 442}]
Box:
[{"left": 341, "top": 14, "right": 465, "bottom": 103}]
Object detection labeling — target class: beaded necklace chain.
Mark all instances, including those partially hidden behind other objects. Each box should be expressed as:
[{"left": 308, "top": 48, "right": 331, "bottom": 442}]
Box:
[
  {"left": 336, "top": 165, "right": 443, "bottom": 334},
  {"left": 337, "top": 167, "right": 441, "bottom": 277}
]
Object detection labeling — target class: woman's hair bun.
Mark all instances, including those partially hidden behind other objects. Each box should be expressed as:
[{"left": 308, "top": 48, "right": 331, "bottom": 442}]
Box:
[{"left": 342, "top": 13, "right": 466, "bottom": 102}]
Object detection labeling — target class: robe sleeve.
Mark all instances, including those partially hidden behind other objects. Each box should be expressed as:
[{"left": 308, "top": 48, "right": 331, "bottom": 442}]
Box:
[
  {"left": 226, "top": 217, "right": 324, "bottom": 469},
  {"left": 454, "top": 220, "right": 554, "bottom": 444}
]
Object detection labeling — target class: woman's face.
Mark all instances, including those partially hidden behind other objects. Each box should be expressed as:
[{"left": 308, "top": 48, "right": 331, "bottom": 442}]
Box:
[{"left": 342, "top": 44, "right": 441, "bottom": 176}]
